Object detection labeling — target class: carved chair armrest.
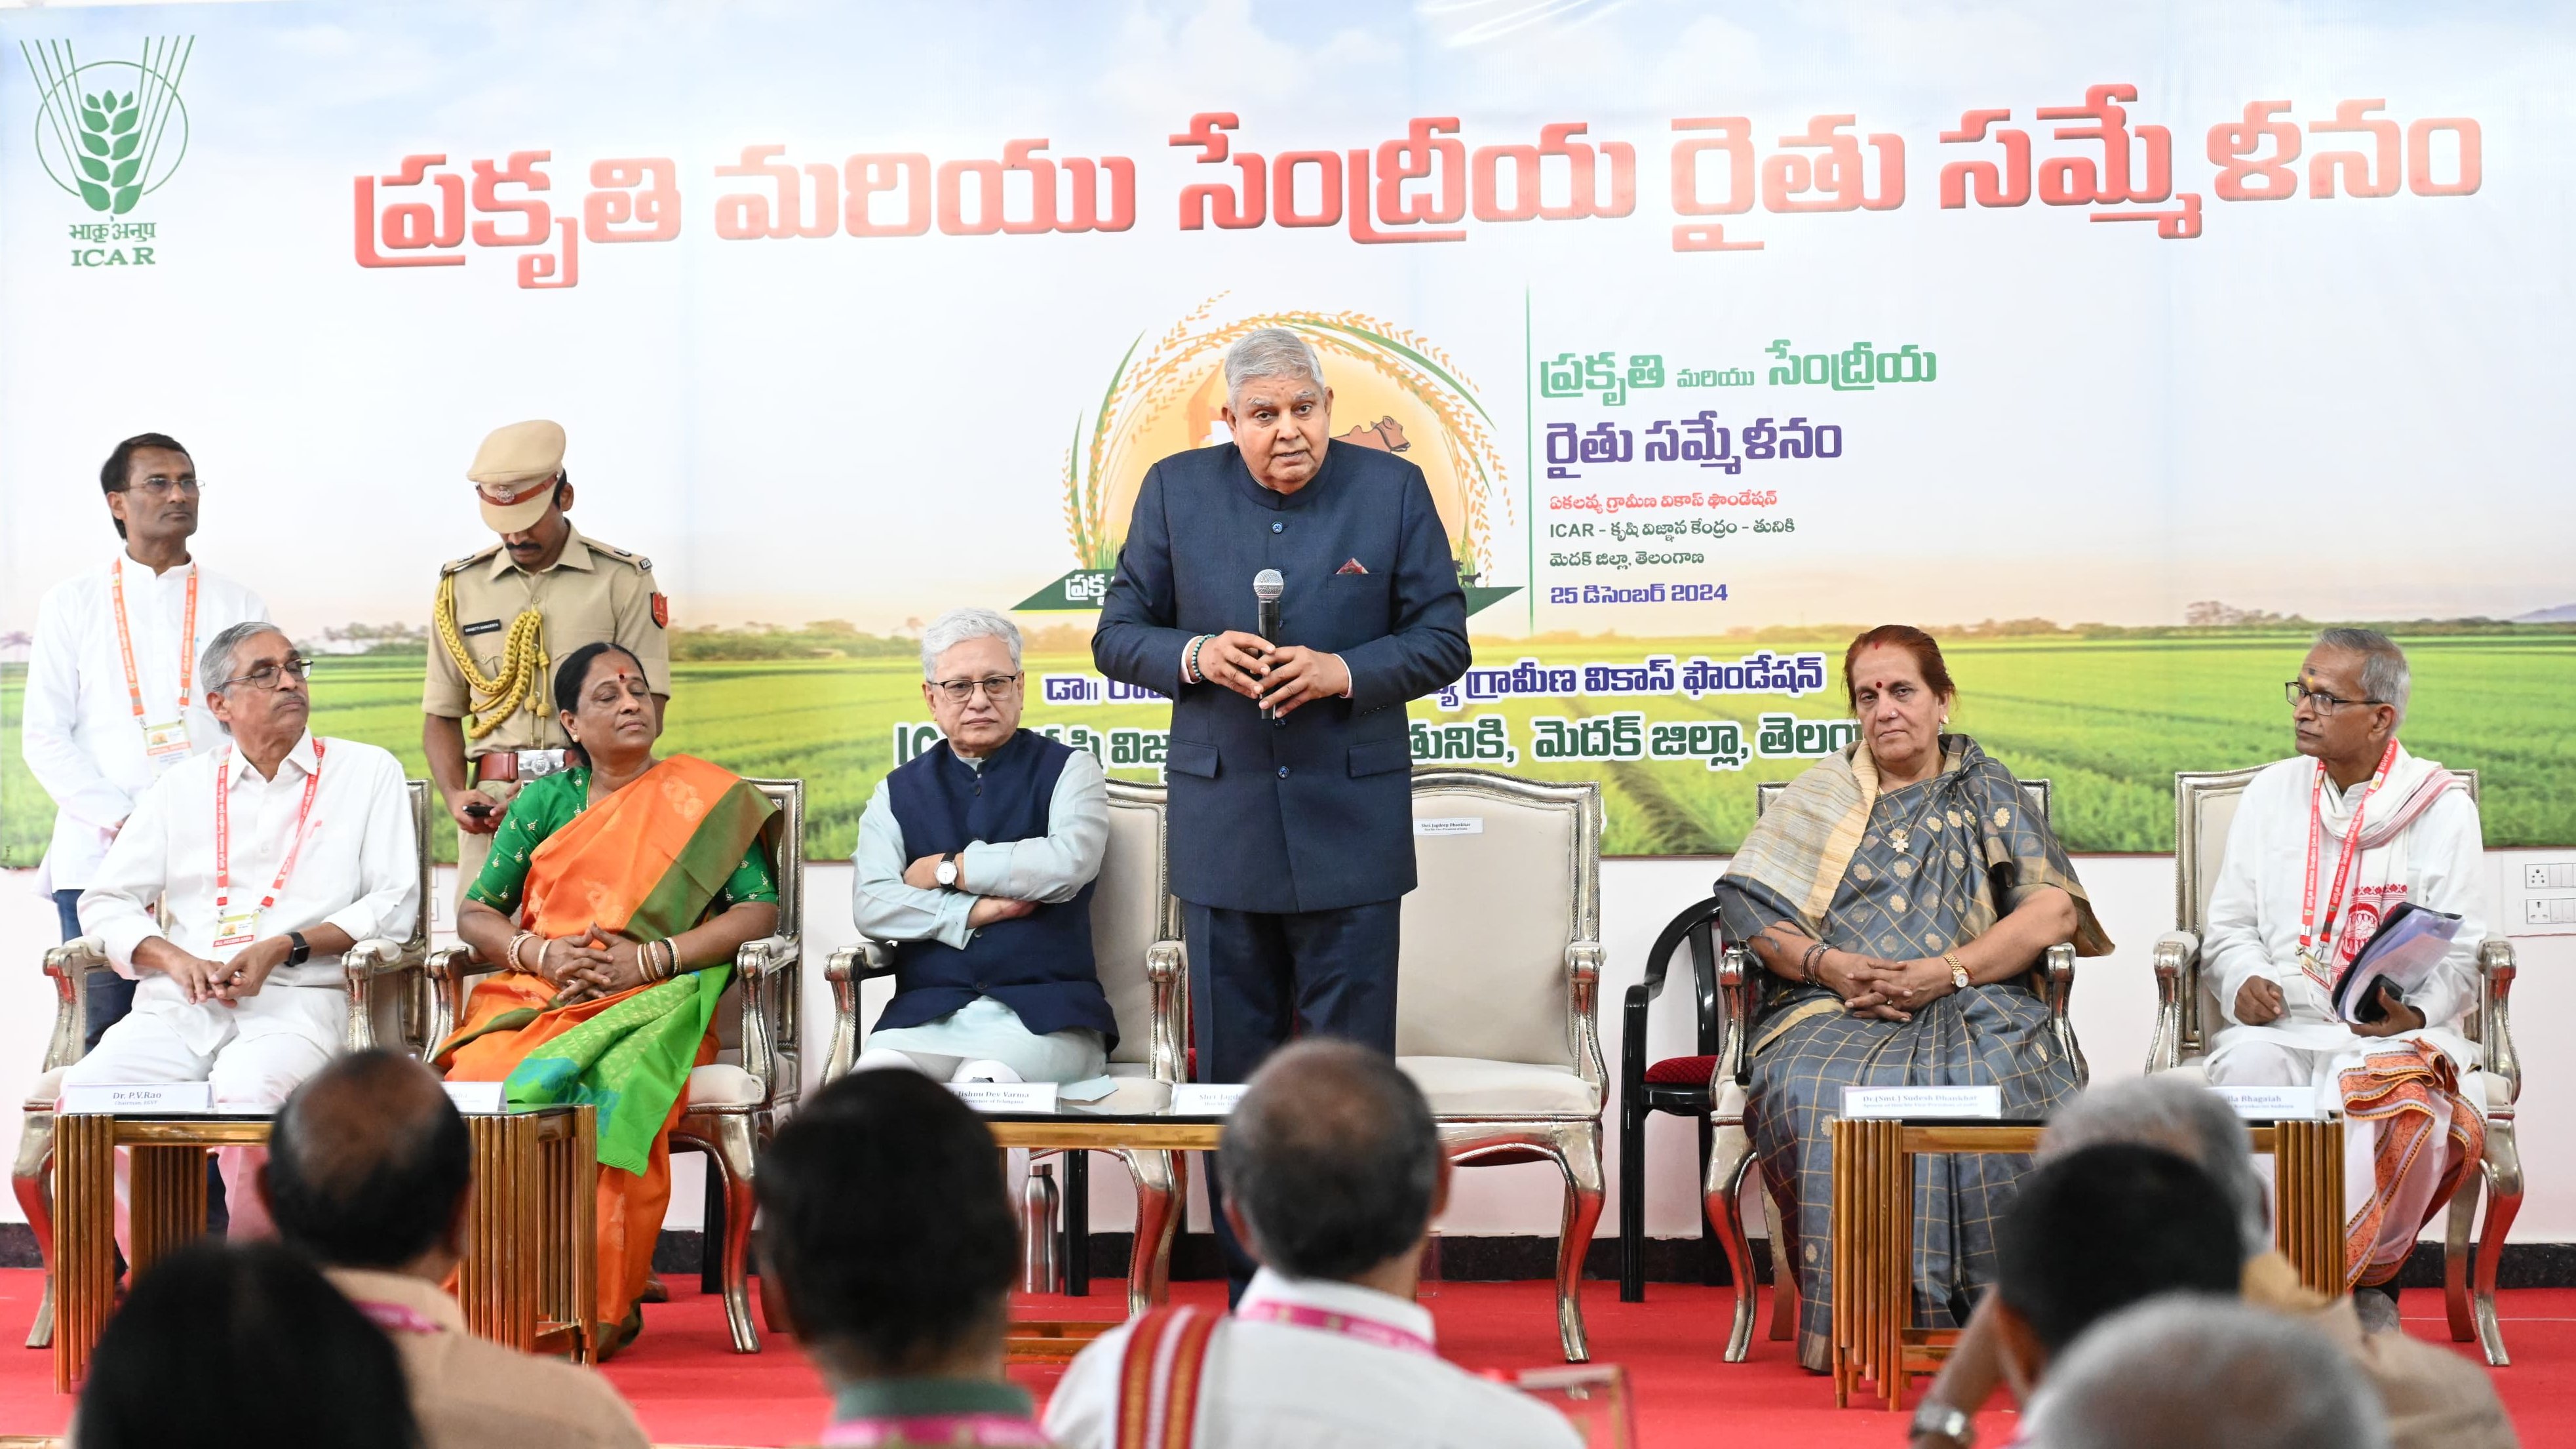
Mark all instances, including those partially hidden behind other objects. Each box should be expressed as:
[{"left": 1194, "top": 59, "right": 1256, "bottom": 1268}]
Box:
[
  {"left": 1566, "top": 941, "right": 1607, "bottom": 1101},
  {"left": 728, "top": 934, "right": 801, "bottom": 1098},
  {"left": 1718, "top": 945, "right": 1757, "bottom": 1089},
  {"left": 732, "top": 934, "right": 800, "bottom": 980},
  {"left": 340, "top": 938, "right": 422, "bottom": 1054},
  {"left": 2478, "top": 937, "right": 2520, "bottom": 1106},
  {"left": 821, "top": 942, "right": 897, "bottom": 1082},
  {"left": 421, "top": 944, "right": 501, "bottom": 1065},
  {"left": 2147, "top": 930, "right": 2200, "bottom": 1073},
  {"left": 39, "top": 938, "right": 112, "bottom": 1075},
  {"left": 2039, "top": 942, "right": 2087, "bottom": 1088},
  {"left": 1146, "top": 938, "right": 1187, "bottom": 1084}
]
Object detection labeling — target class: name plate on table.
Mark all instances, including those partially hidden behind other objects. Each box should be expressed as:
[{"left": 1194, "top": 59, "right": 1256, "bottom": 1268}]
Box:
[
  {"left": 1169, "top": 1084, "right": 1249, "bottom": 1116},
  {"left": 949, "top": 1081, "right": 1058, "bottom": 1114},
  {"left": 442, "top": 1082, "right": 509, "bottom": 1115},
  {"left": 2214, "top": 1085, "right": 2330, "bottom": 1121},
  {"left": 1840, "top": 1085, "right": 2002, "bottom": 1120},
  {"left": 60, "top": 1082, "right": 212, "bottom": 1114}
]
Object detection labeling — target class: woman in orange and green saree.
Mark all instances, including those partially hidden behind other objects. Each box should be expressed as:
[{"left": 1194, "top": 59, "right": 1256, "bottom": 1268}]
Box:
[{"left": 439, "top": 641, "right": 779, "bottom": 1356}]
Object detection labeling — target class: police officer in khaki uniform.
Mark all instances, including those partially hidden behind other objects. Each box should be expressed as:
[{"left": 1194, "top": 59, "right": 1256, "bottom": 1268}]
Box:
[{"left": 423, "top": 420, "right": 670, "bottom": 901}]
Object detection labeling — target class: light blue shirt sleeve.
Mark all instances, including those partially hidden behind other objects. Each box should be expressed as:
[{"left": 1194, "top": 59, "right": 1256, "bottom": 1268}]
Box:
[
  {"left": 851, "top": 778, "right": 975, "bottom": 949},
  {"left": 959, "top": 749, "right": 1108, "bottom": 904}
]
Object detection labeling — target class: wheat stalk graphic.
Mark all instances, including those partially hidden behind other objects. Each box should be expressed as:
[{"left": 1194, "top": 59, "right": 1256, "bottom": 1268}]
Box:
[
  {"left": 21, "top": 35, "right": 192, "bottom": 216},
  {"left": 1061, "top": 300, "right": 1516, "bottom": 575}
]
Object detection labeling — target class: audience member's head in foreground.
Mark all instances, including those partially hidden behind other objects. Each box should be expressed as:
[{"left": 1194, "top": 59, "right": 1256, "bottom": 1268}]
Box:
[
  {"left": 1218, "top": 1038, "right": 1450, "bottom": 1292},
  {"left": 263, "top": 1047, "right": 473, "bottom": 1275},
  {"left": 76, "top": 1238, "right": 421, "bottom": 1449},
  {"left": 2039, "top": 1073, "right": 2271, "bottom": 1260},
  {"left": 759, "top": 1067, "right": 1034, "bottom": 1437},
  {"left": 1991, "top": 1143, "right": 2241, "bottom": 1401},
  {"left": 2027, "top": 1296, "right": 2392, "bottom": 1449}
]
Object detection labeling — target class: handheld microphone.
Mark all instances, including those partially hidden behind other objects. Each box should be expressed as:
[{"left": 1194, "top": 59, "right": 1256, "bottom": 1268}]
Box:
[{"left": 1253, "top": 569, "right": 1284, "bottom": 722}]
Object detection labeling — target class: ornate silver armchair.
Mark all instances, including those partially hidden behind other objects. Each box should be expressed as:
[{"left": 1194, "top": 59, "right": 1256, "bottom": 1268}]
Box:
[
  {"left": 825, "top": 776, "right": 1188, "bottom": 1317},
  {"left": 2147, "top": 764, "right": 2522, "bottom": 1365},
  {"left": 14, "top": 778, "right": 435, "bottom": 1351},
  {"left": 423, "top": 776, "right": 806, "bottom": 1355},
  {"left": 1702, "top": 777, "right": 2077, "bottom": 1362},
  {"left": 1395, "top": 769, "right": 1607, "bottom": 1362}
]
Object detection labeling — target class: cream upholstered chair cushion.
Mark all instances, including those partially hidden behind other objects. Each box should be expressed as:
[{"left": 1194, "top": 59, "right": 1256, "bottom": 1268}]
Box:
[
  {"left": 1401, "top": 1058, "right": 1598, "bottom": 1117},
  {"left": 686, "top": 1063, "right": 763, "bottom": 1107},
  {"left": 1396, "top": 784, "right": 1584, "bottom": 1073},
  {"left": 1093, "top": 791, "right": 1169, "bottom": 1069}
]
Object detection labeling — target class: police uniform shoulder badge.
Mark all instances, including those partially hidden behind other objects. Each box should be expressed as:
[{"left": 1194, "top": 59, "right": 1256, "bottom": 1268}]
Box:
[
  {"left": 650, "top": 593, "right": 669, "bottom": 628},
  {"left": 440, "top": 544, "right": 500, "bottom": 576}
]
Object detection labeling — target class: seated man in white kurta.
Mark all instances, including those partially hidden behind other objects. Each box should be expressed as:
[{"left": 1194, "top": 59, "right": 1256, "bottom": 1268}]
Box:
[
  {"left": 2202, "top": 627, "right": 2488, "bottom": 1322},
  {"left": 62, "top": 622, "right": 420, "bottom": 1237}
]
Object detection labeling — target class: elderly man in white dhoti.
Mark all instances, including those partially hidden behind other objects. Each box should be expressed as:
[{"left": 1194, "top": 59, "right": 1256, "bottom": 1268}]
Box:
[{"left": 2202, "top": 628, "right": 2489, "bottom": 1326}]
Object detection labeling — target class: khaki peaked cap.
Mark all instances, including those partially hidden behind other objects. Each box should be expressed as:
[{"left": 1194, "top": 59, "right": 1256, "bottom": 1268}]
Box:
[{"left": 469, "top": 420, "right": 568, "bottom": 532}]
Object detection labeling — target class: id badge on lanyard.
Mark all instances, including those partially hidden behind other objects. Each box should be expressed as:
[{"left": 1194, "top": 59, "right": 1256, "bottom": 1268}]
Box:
[
  {"left": 211, "top": 740, "right": 324, "bottom": 954},
  {"left": 113, "top": 559, "right": 198, "bottom": 776}
]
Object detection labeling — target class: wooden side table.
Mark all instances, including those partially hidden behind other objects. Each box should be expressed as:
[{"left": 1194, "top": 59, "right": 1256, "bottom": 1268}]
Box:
[
  {"left": 982, "top": 1115, "right": 1221, "bottom": 1362},
  {"left": 1827, "top": 1119, "right": 2343, "bottom": 1410},
  {"left": 53, "top": 1106, "right": 596, "bottom": 1391}
]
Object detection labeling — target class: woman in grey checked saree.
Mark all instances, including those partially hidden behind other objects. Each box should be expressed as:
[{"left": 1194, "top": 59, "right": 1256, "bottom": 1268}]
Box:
[{"left": 1716, "top": 633, "right": 2111, "bottom": 1371}]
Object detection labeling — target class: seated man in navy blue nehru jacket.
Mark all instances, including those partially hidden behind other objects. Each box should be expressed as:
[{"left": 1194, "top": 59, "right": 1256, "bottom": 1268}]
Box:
[
  {"left": 851, "top": 606, "right": 1116, "bottom": 1083},
  {"left": 1093, "top": 327, "right": 1471, "bottom": 1298}
]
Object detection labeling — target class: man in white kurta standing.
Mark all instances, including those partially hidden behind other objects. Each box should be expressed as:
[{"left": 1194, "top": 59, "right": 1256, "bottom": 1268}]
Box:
[
  {"left": 2202, "top": 627, "right": 2490, "bottom": 1326},
  {"left": 60, "top": 622, "right": 419, "bottom": 1239},
  {"left": 22, "top": 433, "right": 269, "bottom": 1051}
]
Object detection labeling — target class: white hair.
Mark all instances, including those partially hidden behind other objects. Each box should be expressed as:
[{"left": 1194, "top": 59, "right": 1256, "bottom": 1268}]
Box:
[
  {"left": 2027, "top": 1296, "right": 2389, "bottom": 1449},
  {"left": 2042, "top": 1076, "right": 2270, "bottom": 1261},
  {"left": 200, "top": 621, "right": 288, "bottom": 736},
  {"left": 920, "top": 606, "right": 1021, "bottom": 679},
  {"left": 2312, "top": 627, "right": 2411, "bottom": 726},
  {"left": 1222, "top": 327, "right": 1323, "bottom": 401}
]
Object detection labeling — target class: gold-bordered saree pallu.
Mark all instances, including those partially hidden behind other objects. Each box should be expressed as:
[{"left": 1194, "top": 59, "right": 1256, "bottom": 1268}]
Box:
[{"left": 436, "top": 755, "right": 777, "bottom": 1329}]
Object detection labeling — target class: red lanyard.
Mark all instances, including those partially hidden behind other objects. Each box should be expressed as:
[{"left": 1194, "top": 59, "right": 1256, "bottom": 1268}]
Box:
[
  {"left": 214, "top": 739, "right": 325, "bottom": 932},
  {"left": 2297, "top": 738, "right": 2399, "bottom": 987},
  {"left": 1236, "top": 1298, "right": 1437, "bottom": 1357},
  {"left": 110, "top": 557, "right": 199, "bottom": 719}
]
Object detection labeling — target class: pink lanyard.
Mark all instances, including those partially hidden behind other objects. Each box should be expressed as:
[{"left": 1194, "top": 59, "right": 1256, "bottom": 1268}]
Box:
[
  {"left": 818, "top": 1414, "right": 1053, "bottom": 1446},
  {"left": 351, "top": 1300, "right": 442, "bottom": 1335},
  {"left": 1236, "top": 1298, "right": 1437, "bottom": 1357},
  {"left": 213, "top": 740, "right": 324, "bottom": 935},
  {"left": 2296, "top": 738, "right": 2398, "bottom": 989}
]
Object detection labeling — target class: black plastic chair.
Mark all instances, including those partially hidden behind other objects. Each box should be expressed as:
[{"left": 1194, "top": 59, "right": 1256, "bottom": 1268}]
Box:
[{"left": 1616, "top": 895, "right": 1727, "bottom": 1302}]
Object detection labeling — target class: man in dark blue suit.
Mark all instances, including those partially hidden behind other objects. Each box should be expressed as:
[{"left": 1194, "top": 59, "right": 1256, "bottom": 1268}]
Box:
[{"left": 1093, "top": 328, "right": 1470, "bottom": 1296}]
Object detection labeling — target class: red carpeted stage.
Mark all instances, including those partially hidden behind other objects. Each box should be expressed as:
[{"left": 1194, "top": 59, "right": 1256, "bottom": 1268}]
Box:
[{"left": 0, "top": 1267, "right": 2566, "bottom": 1446}]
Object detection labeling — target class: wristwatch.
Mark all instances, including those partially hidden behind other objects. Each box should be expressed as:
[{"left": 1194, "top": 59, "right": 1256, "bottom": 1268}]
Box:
[
  {"left": 1943, "top": 952, "right": 1970, "bottom": 991},
  {"left": 284, "top": 930, "right": 311, "bottom": 968},
  {"left": 934, "top": 851, "right": 962, "bottom": 888},
  {"left": 1909, "top": 1401, "right": 1973, "bottom": 1448}
]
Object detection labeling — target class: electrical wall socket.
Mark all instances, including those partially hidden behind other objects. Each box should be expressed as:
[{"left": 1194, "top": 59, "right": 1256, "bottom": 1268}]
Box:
[{"left": 2527, "top": 862, "right": 2576, "bottom": 891}]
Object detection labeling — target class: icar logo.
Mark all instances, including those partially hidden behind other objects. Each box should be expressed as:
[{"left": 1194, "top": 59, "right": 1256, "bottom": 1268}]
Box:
[{"left": 21, "top": 35, "right": 191, "bottom": 266}]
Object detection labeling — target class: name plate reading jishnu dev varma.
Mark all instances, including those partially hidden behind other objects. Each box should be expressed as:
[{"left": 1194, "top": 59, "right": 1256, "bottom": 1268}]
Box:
[
  {"left": 441, "top": 1082, "right": 509, "bottom": 1115},
  {"left": 58, "top": 1082, "right": 213, "bottom": 1114},
  {"left": 1839, "top": 1085, "right": 2003, "bottom": 1120},
  {"left": 2212, "top": 1085, "right": 2330, "bottom": 1121},
  {"left": 948, "top": 1081, "right": 1059, "bottom": 1114},
  {"left": 1169, "top": 1084, "right": 1250, "bottom": 1116}
]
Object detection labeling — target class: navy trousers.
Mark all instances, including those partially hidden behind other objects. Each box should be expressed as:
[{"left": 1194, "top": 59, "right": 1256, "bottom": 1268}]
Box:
[{"left": 1185, "top": 899, "right": 1400, "bottom": 1298}]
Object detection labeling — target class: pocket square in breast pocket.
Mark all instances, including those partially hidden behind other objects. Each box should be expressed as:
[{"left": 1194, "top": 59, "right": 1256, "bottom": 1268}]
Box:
[{"left": 1335, "top": 558, "right": 1369, "bottom": 575}]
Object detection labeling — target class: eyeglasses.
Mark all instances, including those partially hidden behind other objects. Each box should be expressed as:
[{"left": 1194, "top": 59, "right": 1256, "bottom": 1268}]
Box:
[
  {"left": 111, "top": 476, "right": 203, "bottom": 498},
  {"left": 930, "top": 673, "right": 1020, "bottom": 703},
  {"left": 216, "top": 658, "right": 313, "bottom": 692},
  {"left": 2284, "top": 681, "right": 2383, "bottom": 715}
]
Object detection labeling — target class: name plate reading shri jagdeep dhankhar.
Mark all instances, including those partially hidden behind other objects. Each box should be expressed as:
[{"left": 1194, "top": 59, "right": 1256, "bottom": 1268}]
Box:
[
  {"left": 1839, "top": 1085, "right": 2002, "bottom": 1120},
  {"left": 59, "top": 1082, "right": 212, "bottom": 1114},
  {"left": 2213, "top": 1085, "right": 2330, "bottom": 1121},
  {"left": 948, "top": 1081, "right": 1059, "bottom": 1114}
]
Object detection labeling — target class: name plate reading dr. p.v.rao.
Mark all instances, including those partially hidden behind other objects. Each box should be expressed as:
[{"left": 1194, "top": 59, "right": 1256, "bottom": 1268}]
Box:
[
  {"left": 2212, "top": 1085, "right": 2330, "bottom": 1121},
  {"left": 1169, "top": 1084, "right": 1249, "bottom": 1116},
  {"left": 1839, "top": 1085, "right": 2003, "bottom": 1121},
  {"left": 58, "top": 1082, "right": 213, "bottom": 1115},
  {"left": 441, "top": 1082, "right": 509, "bottom": 1115},
  {"left": 948, "top": 1081, "right": 1059, "bottom": 1114}
]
